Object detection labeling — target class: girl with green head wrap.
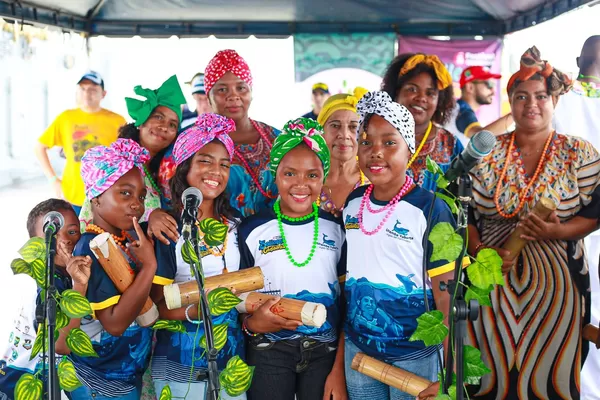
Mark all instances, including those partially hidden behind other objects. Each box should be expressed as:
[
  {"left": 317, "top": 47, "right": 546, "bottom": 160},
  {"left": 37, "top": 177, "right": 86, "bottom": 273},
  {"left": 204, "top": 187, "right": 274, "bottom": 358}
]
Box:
[
  {"left": 79, "top": 75, "right": 186, "bottom": 230},
  {"left": 237, "top": 117, "right": 346, "bottom": 399}
]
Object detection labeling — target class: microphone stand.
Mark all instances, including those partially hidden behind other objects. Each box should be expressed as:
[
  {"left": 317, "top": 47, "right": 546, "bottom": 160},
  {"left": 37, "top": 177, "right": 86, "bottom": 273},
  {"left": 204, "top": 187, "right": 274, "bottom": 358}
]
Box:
[
  {"left": 182, "top": 212, "right": 220, "bottom": 400},
  {"left": 43, "top": 226, "right": 60, "bottom": 400},
  {"left": 443, "top": 172, "right": 479, "bottom": 399}
]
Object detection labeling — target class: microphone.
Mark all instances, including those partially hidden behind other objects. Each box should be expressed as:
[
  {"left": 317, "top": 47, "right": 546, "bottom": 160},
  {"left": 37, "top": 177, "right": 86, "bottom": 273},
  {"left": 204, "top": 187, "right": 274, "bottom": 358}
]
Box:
[
  {"left": 444, "top": 130, "right": 496, "bottom": 183},
  {"left": 181, "top": 187, "right": 203, "bottom": 240},
  {"left": 43, "top": 211, "right": 65, "bottom": 235}
]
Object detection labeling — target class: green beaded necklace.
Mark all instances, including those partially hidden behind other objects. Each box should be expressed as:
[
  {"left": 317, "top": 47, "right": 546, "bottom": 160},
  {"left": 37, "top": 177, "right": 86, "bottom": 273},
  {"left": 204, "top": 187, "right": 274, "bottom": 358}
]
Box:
[
  {"left": 274, "top": 199, "right": 319, "bottom": 267},
  {"left": 142, "top": 164, "right": 162, "bottom": 196}
]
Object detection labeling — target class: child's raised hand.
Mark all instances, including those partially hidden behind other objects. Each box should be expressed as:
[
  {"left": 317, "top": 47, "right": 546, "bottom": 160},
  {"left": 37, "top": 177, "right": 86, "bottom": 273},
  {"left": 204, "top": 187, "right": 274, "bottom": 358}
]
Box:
[
  {"left": 66, "top": 255, "right": 92, "bottom": 286},
  {"left": 245, "top": 297, "right": 303, "bottom": 333},
  {"left": 128, "top": 217, "right": 157, "bottom": 272}
]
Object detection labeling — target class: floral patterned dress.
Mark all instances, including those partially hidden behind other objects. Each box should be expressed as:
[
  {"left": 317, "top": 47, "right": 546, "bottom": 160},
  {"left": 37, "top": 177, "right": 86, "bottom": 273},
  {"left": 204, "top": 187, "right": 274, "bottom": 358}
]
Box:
[
  {"left": 467, "top": 133, "right": 600, "bottom": 400},
  {"left": 407, "top": 126, "right": 463, "bottom": 192}
]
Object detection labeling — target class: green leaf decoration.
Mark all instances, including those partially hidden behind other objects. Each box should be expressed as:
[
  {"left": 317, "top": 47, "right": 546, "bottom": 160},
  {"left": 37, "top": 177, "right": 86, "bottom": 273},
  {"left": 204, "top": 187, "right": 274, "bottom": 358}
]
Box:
[
  {"left": 10, "top": 258, "right": 32, "bottom": 276},
  {"left": 29, "top": 326, "right": 45, "bottom": 361},
  {"left": 56, "top": 308, "right": 70, "bottom": 330},
  {"left": 466, "top": 248, "right": 504, "bottom": 289},
  {"left": 208, "top": 288, "right": 242, "bottom": 316},
  {"left": 181, "top": 239, "right": 199, "bottom": 265},
  {"left": 57, "top": 359, "right": 82, "bottom": 391},
  {"left": 199, "top": 218, "right": 228, "bottom": 246},
  {"left": 435, "top": 395, "right": 453, "bottom": 400},
  {"left": 426, "top": 156, "right": 444, "bottom": 176},
  {"left": 152, "top": 320, "right": 187, "bottom": 333},
  {"left": 18, "top": 237, "right": 46, "bottom": 263},
  {"left": 436, "top": 175, "right": 450, "bottom": 190},
  {"left": 30, "top": 259, "right": 46, "bottom": 287},
  {"left": 200, "top": 323, "right": 229, "bottom": 351},
  {"left": 463, "top": 345, "right": 491, "bottom": 385},
  {"left": 59, "top": 289, "right": 93, "bottom": 318},
  {"left": 14, "top": 373, "right": 43, "bottom": 400},
  {"left": 409, "top": 310, "right": 448, "bottom": 347},
  {"left": 435, "top": 193, "right": 459, "bottom": 215},
  {"left": 66, "top": 328, "right": 98, "bottom": 357},
  {"left": 159, "top": 385, "right": 172, "bottom": 400},
  {"left": 219, "top": 355, "right": 255, "bottom": 397},
  {"left": 448, "top": 385, "right": 457, "bottom": 399},
  {"left": 429, "top": 222, "right": 463, "bottom": 264},
  {"left": 465, "top": 285, "right": 493, "bottom": 307}
]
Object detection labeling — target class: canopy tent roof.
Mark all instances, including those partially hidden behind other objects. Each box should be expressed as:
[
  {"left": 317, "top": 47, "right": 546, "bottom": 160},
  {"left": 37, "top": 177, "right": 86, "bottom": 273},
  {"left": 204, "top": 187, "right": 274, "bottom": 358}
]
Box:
[{"left": 0, "top": 0, "right": 594, "bottom": 37}]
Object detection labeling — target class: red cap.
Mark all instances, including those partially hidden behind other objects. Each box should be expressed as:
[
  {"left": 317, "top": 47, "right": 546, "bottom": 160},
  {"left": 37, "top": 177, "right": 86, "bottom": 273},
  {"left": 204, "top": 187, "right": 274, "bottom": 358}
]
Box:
[{"left": 460, "top": 66, "right": 501, "bottom": 88}]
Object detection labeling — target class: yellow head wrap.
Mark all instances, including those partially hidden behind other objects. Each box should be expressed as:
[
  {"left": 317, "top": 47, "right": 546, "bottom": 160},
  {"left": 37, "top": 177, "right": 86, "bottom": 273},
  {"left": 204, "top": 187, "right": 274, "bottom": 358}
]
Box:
[
  {"left": 399, "top": 54, "right": 453, "bottom": 90},
  {"left": 317, "top": 87, "right": 369, "bottom": 126}
]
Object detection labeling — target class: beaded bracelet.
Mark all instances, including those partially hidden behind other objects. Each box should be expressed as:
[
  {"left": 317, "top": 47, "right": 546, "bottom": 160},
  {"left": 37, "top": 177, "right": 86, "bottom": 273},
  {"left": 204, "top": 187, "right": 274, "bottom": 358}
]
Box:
[
  {"left": 473, "top": 242, "right": 487, "bottom": 256},
  {"left": 185, "top": 304, "right": 200, "bottom": 325},
  {"left": 242, "top": 315, "right": 259, "bottom": 337}
]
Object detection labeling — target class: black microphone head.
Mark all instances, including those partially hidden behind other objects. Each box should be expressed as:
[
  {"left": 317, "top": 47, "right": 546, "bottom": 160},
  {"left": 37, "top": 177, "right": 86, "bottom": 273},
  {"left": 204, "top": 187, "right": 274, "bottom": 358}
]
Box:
[
  {"left": 182, "top": 186, "right": 203, "bottom": 208},
  {"left": 467, "top": 130, "right": 496, "bottom": 158},
  {"left": 43, "top": 211, "right": 65, "bottom": 231}
]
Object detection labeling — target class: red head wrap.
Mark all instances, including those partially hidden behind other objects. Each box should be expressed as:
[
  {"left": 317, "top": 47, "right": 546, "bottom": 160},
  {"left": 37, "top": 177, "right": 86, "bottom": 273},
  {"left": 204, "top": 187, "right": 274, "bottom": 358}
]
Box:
[{"left": 204, "top": 49, "right": 253, "bottom": 95}]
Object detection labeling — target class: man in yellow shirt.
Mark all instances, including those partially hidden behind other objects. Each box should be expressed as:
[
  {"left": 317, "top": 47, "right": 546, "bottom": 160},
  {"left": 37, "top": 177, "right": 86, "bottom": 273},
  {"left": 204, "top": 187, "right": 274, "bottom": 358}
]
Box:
[{"left": 34, "top": 71, "right": 126, "bottom": 214}]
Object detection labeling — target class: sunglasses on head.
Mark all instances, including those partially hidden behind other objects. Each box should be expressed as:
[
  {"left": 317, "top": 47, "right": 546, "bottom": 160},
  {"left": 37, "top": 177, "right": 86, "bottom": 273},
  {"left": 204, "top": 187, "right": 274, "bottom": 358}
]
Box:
[{"left": 473, "top": 80, "right": 495, "bottom": 89}]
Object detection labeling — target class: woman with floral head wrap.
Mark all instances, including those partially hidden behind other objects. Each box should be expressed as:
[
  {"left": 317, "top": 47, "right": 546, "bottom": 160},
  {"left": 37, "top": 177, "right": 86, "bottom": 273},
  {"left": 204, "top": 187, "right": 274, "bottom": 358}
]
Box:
[
  {"left": 204, "top": 49, "right": 280, "bottom": 217},
  {"left": 70, "top": 139, "right": 156, "bottom": 400},
  {"left": 79, "top": 75, "right": 187, "bottom": 231},
  {"left": 340, "top": 91, "right": 455, "bottom": 400},
  {"left": 149, "top": 114, "right": 247, "bottom": 400},
  {"left": 382, "top": 53, "right": 463, "bottom": 192},
  {"left": 464, "top": 46, "right": 600, "bottom": 399},
  {"left": 237, "top": 118, "right": 347, "bottom": 400},
  {"left": 317, "top": 87, "right": 370, "bottom": 218}
]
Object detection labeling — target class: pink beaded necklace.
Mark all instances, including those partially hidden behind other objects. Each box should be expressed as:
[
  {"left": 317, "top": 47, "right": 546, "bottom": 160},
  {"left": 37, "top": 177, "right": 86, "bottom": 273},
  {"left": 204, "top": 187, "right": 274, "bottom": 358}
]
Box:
[
  {"left": 358, "top": 176, "right": 414, "bottom": 235},
  {"left": 232, "top": 119, "right": 278, "bottom": 200}
]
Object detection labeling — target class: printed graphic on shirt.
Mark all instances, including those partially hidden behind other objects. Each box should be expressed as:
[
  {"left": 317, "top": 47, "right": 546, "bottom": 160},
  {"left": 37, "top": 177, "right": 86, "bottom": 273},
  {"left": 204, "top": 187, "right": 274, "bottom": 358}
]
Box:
[
  {"left": 343, "top": 185, "right": 455, "bottom": 360},
  {"left": 152, "top": 218, "right": 245, "bottom": 382},
  {"left": 238, "top": 208, "right": 346, "bottom": 343},
  {"left": 71, "top": 126, "right": 102, "bottom": 162},
  {"left": 344, "top": 215, "right": 359, "bottom": 230}
]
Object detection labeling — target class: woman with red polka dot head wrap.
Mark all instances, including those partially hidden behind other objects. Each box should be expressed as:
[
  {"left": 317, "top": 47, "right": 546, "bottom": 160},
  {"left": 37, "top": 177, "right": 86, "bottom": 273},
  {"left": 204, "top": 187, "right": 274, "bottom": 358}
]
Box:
[{"left": 204, "top": 49, "right": 281, "bottom": 217}]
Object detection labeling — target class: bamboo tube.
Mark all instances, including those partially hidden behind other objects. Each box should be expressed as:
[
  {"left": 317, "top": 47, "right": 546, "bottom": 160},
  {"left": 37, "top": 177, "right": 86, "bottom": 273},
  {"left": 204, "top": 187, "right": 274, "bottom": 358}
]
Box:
[
  {"left": 235, "top": 292, "right": 327, "bottom": 328},
  {"left": 351, "top": 353, "right": 431, "bottom": 396},
  {"left": 89, "top": 232, "right": 158, "bottom": 327},
  {"left": 502, "top": 198, "right": 558, "bottom": 261},
  {"left": 163, "top": 267, "right": 264, "bottom": 310}
]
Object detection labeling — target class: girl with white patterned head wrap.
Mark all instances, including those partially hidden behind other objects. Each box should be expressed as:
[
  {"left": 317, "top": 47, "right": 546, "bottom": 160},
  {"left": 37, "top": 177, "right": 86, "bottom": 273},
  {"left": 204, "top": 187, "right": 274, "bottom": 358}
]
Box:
[{"left": 356, "top": 91, "right": 416, "bottom": 153}]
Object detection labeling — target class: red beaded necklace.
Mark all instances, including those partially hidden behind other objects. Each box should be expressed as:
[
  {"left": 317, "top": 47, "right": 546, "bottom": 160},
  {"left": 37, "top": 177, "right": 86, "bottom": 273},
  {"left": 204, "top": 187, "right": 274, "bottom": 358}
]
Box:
[{"left": 233, "top": 119, "right": 278, "bottom": 200}]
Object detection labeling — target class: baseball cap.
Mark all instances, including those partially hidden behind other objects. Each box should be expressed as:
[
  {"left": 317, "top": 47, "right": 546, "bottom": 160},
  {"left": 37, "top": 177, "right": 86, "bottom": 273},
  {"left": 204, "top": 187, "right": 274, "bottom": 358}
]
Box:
[
  {"left": 78, "top": 71, "right": 104, "bottom": 88},
  {"left": 460, "top": 66, "right": 501, "bottom": 88},
  {"left": 187, "top": 73, "right": 206, "bottom": 95},
  {"left": 312, "top": 83, "right": 330, "bottom": 94}
]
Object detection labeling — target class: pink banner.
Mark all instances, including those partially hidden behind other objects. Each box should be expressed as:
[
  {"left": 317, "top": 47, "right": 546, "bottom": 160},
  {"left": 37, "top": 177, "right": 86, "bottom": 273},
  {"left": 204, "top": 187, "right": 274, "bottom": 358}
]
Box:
[{"left": 398, "top": 36, "right": 503, "bottom": 125}]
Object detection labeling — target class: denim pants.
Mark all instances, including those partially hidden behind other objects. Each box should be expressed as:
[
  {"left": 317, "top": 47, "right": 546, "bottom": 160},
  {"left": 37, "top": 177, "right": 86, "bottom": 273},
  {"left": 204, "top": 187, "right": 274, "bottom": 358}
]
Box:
[
  {"left": 69, "top": 385, "right": 139, "bottom": 400},
  {"left": 153, "top": 379, "right": 246, "bottom": 400},
  {"left": 246, "top": 335, "right": 337, "bottom": 400},
  {"left": 344, "top": 335, "right": 441, "bottom": 400}
]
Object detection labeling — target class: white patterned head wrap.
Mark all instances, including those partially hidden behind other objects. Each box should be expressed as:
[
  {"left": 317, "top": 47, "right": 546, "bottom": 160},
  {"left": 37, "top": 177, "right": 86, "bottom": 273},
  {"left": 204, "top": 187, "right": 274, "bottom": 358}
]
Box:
[{"left": 356, "top": 91, "right": 416, "bottom": 153}]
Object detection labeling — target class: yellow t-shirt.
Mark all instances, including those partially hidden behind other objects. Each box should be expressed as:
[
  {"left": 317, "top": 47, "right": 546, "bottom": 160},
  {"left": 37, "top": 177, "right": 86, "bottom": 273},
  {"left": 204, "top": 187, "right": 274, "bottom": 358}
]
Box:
[{"left": 39, "top": 108, "right": 126, "bottom": 206}]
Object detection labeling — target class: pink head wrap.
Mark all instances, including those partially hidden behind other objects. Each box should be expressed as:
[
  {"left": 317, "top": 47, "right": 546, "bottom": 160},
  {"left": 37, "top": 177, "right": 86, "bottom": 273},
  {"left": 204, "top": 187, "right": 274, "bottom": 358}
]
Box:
[
  {"left": 173, "top": 113, "right": 236, "bottom": 166},
  {"left": 81, "top": 138, "right": 150, "bottom": 199},
  {"left": 204, "top": 49, "right": 253, "bottom": 95}
]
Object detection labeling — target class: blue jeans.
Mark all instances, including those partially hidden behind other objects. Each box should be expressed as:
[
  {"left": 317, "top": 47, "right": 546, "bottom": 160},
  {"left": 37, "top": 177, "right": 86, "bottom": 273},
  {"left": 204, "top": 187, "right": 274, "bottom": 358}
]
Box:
[
  {"left": 344, "top": 335, "right": 441, "bottom": 400},
  {"left": 153, "top": 379, "right": 246, "bottom": 400},
  {"left": 69, "top": 385, "right": 139, "bottom": 399}
]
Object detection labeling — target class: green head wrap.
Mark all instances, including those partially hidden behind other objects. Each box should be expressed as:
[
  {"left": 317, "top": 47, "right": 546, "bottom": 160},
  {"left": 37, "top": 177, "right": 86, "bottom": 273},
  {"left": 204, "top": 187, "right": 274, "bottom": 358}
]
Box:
[
  {"left": 270, "top": 118, "right": 330, "bottom": 180},
  {"left": 125, "top": 75, "right": 187, "bottom": 127}
]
